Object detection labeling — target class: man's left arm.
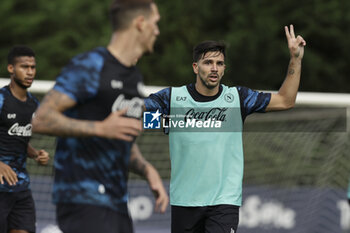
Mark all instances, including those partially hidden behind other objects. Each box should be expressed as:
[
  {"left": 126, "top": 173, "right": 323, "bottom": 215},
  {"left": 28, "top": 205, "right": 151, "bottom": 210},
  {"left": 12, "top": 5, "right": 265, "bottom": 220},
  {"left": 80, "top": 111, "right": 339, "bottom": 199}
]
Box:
[
  {"left": 27, "top": 144, "right": 50, "bottom": 165},
  {"left": 266, "top": 25, "right": 306, "bottom": 111},
  {"left": 129, "top": 143, "right": 169, "bottom": 213}
]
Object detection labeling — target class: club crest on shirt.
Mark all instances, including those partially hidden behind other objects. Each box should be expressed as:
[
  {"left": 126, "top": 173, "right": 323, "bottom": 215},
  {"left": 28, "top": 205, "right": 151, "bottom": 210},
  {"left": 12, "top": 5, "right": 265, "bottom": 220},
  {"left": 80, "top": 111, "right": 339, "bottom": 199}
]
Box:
[
  {"left": 8, "top": 123, "right": 32, "bottom": 136},
  {"left": 224, "top": 93, "right": 234, "bottom": 103}
]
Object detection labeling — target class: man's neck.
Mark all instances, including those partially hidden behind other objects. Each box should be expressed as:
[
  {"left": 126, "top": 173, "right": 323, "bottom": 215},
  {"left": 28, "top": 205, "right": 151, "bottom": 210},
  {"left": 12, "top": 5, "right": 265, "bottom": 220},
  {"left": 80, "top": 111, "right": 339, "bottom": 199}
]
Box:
[
  {"left": 195, "top": 82, "right": 220, "bottom": 96},
  {"left": 9, "top": 81, "right": 27, "bottom": 101},
  {"left": 107, "top": 31, "right": 143, "bottom": 67}
]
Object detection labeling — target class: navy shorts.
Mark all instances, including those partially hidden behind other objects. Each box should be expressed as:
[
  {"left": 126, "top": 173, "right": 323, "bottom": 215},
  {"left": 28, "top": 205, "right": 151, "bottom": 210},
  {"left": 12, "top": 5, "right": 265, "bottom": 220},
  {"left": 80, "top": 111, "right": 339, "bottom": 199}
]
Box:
[
  {"left": 56, "top": 203, "right": 133, "bottom": 233},
  {"left": 0, "top": 190, "right": 36, "bottom": 233},
  {"left": 171, "top": 204, "right": 239, "bottom": 233}
]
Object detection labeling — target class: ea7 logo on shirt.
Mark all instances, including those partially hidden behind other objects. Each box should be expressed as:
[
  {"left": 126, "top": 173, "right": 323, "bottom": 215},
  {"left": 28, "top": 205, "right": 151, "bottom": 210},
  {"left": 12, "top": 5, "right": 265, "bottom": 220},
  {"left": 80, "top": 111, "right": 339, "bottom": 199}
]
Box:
[
  {"left": 8, "top": 123, "right": 32, "bottom": 137},
  {"left": 7, "top": 113, "right": 16, "bottom": 119},
  {"left": 176, "top": 96, "right": 186, "bottom": 101},
  {"left": 111, "top": 80, "right": 123, "bottom": 89}
]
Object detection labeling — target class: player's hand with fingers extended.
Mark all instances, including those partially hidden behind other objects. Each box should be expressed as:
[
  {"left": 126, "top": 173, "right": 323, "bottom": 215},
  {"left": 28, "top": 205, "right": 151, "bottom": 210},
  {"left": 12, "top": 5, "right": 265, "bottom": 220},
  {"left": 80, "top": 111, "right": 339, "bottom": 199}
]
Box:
[
  {"left": 285, "top": 24, "right": 306, "bottom": 60},
  {"left": 145, "top": 164, "right": 169, "bottom": 213},
  {"left": 35, "top": 149, "right": 50, "bottom": 165},
  {"left": 96, "top": 108, "right": 142, "bottom": 141},
  {"left": 0, "top": 161, "right": 18, "bottom": 186}
]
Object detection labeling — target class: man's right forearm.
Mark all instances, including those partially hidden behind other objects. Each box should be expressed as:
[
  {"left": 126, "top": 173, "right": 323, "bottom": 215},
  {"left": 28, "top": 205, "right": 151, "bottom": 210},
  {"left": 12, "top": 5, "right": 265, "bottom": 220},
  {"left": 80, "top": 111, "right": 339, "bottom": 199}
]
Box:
[
  {"left": 32, "top": 89, "right": 101, "bottom": 137},
  {"left": 32, "top": 110, "right": 100, "bottom": 137},
  {"left": 32, "top": 89, "right": 142, "bottom": 141}
]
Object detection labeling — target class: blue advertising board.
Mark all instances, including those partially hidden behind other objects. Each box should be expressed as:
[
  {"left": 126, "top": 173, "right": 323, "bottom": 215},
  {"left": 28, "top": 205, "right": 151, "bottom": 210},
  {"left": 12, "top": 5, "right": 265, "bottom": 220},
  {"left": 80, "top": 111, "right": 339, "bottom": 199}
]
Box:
[{"left": 31, "top": 177, "right": 349, "bottom": 233}]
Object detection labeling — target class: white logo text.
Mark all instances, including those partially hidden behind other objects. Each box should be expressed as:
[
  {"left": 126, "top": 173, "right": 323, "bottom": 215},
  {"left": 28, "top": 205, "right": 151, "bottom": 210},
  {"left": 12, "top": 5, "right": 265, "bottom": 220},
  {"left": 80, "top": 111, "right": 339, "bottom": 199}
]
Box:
[{"left": 8, "top": 123, "right": 32, "bottom": 136}]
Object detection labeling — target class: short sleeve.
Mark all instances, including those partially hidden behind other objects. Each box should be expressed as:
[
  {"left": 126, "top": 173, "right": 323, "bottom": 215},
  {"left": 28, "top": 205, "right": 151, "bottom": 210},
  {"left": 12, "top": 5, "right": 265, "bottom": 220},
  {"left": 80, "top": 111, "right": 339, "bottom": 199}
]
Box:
[
  {"left": 0, "top": 92, "right": 4, "bottom": 114},
  {"left": 53, "top": 50, "right": 104, "bottom": 104},
  {"left": 237, "top": 86, "right": 271, "bottom": 121},
  {"left": 144, "top": 87, "right": 171, "bottom": 116}
]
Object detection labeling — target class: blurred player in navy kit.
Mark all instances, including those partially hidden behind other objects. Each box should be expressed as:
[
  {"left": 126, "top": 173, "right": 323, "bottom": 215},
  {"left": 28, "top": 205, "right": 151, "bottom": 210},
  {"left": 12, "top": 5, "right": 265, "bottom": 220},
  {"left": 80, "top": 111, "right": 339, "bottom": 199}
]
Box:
[
  {"left": 0, "top": 45, "right": 50, "bottom": 233},
  {"left": 32, "top": 0, "right": 168, "bottom": 233}
]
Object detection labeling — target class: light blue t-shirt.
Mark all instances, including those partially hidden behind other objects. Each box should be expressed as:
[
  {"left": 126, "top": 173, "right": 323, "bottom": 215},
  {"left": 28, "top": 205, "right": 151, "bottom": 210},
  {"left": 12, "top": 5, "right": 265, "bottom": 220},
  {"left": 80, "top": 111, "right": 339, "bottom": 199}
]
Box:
[
  {"left": 145, "top": 83, "right": 271, "bottom": 206},
  {"left": 169, "top": 85, "right": 243, "bottom": 206}
]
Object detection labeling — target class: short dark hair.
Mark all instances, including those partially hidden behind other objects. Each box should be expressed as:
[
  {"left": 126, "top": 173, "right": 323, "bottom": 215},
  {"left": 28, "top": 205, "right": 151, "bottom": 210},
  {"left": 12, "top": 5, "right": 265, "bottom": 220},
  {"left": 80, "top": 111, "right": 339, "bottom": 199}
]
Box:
[
  {"left": 110, "top": 0, "right": 154, "bottom": 31},
  {"left": 193, "top": 41, "right": 226, "bottom": 62},
  {"left": 8, "top": 45, "right": 35, "bottom": 65}
]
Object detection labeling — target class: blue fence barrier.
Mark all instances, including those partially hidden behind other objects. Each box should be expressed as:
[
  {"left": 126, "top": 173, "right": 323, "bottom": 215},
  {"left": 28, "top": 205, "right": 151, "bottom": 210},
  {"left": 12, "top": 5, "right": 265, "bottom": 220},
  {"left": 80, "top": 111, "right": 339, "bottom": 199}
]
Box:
[{"left": 31, "top": 176, "right": 349, "bottom": 233}]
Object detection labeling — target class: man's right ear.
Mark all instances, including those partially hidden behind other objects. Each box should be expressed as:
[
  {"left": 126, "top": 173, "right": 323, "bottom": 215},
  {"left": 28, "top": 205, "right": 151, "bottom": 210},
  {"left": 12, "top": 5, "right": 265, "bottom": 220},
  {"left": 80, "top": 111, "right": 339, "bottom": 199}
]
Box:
[
  {"left": 134, "top": 15, "right": 146, "bottom": 32},
  {"left": 192, "top": 62, "right": 198, "bottom": 74}
]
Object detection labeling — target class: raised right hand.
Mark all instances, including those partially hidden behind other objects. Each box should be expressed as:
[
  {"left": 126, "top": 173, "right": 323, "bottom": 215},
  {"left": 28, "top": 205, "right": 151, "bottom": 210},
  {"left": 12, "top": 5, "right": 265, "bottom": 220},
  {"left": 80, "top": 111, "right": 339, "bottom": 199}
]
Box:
[
  {"left": 0, "top": 161, "right": 18, "bottom": 186},
  {"left": 285, "top": 24, "right": 306, "bottom": 60}
]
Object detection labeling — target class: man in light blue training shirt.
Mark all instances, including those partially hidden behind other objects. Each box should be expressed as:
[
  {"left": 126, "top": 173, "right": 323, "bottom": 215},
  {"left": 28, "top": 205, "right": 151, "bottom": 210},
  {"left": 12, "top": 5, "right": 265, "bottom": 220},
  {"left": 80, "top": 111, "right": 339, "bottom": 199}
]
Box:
[{"left": 144, "top": 25, "right": 306, "bottom": 233}]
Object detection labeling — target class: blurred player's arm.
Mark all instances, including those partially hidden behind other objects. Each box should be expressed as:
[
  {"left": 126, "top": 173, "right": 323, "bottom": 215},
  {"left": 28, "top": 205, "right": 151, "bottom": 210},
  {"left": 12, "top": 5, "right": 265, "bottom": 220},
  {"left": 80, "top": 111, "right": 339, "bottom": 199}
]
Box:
[
  {"left": 266, "top": 25, "right": 306, "bottom": 111},
  {"left": 129, "top": 143, "right": 169, "bottom": 213},
  {"left": 27, "top": 144, "right": 50, "bottom": 165},
  {"left": 32, "top": 90, "right": 141, "bottom": 141}
]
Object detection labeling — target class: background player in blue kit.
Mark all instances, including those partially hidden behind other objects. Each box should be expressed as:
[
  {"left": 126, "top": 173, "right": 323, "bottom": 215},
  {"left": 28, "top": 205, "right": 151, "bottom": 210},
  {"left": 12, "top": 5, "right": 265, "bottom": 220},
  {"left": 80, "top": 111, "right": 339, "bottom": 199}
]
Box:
[
  {"left": 0, "top": 45, "right": 50, "bottom": 233},
  {"left": 144, "top": 25, "right": 306, "bottom": 233},
  {"left": 32, "top": 0, "right": 168, "bottom": 233}
]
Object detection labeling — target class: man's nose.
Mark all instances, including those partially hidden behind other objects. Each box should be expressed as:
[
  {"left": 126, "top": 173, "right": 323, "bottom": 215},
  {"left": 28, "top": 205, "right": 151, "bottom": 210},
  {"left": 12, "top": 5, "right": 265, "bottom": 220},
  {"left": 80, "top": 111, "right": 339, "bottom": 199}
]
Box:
[
  {"left": 211, "top": 64, "right": 218, "bottom": 72},
  {"left": 27, "top": 68, "right": 35, "bottom": 75}
]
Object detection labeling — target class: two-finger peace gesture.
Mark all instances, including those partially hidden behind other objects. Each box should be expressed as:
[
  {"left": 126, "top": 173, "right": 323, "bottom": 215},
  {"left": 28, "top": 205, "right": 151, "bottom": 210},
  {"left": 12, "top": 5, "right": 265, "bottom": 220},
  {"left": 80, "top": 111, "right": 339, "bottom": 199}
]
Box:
[{"left": 285, "top": 24, "right": 306, "bottom": 59}]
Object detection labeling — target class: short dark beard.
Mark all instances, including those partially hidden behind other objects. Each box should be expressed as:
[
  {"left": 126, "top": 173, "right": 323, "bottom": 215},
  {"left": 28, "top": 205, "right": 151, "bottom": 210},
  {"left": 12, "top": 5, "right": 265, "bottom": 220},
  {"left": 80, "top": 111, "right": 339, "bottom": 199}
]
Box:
[
  {"left": 199, "top": 75, "right": 218, "bottom": 90},
  {"left": 13, "top": 76, "right": 29, "bottom": 89}
]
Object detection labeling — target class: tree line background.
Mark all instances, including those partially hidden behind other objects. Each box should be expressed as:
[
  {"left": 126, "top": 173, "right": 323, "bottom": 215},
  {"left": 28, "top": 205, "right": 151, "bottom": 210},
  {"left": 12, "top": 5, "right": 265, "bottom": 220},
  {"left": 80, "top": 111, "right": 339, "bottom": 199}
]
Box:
[{"left": 0, "top": 0, "right": 349, "bottom": 93}]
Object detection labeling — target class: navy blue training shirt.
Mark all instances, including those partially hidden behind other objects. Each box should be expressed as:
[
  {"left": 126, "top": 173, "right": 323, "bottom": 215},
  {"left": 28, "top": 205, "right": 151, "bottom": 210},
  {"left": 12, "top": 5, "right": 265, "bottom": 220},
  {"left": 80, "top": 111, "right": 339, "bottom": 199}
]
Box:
[
  {"left": 52, "top": 47, "right": 144, "bottom": 213},
  {"left": 0, "top": 86, "right": 39, "bottom": 192}
]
